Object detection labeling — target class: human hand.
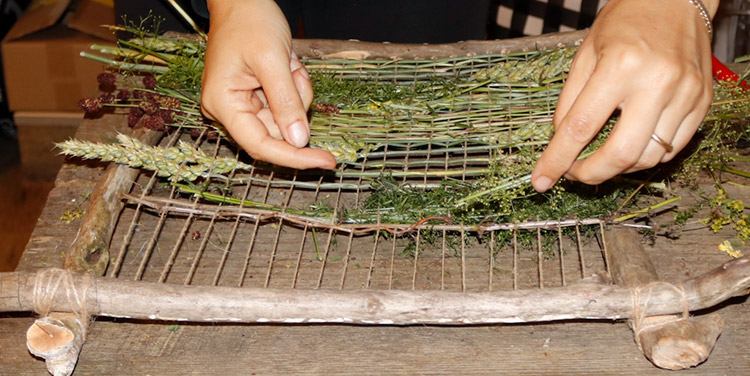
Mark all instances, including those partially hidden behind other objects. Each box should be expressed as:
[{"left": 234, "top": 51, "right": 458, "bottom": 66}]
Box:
[
  {"left": 201, "top": 0, "right": 337, "bottom": 170},
  {"left": 531, "top": 0, "right": 719, "bottom": 192}
]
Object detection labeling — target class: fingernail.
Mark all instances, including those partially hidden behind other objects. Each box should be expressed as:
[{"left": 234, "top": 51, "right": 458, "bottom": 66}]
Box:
[
  {"left": 533, "top": 176, "right": 554, "bottom": 192},
  {"left": 288, "top": 121, "right": 310, "bottom": 148}
]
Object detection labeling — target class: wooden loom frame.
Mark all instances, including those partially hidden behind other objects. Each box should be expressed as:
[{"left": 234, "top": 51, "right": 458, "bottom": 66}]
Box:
[{"left": 2, "top": 31, "right": 750, "bottom": 375}]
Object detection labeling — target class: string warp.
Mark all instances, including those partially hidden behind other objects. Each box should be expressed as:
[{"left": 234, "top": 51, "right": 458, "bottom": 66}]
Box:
[
  {"left": 32, "top": 268, "right": 92, "bottom": 339},
  {"left": 630, "top": 281, "right": 690, "bottom": 351}
]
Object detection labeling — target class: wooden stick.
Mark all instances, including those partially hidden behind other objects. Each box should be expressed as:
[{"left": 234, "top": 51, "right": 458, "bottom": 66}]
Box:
[
  {"left": 161, "top": 30, "right": 588, "bottom": 59},
  {"left": 603, "top": 227, "right": 725, "bottom": 370},
  {"left": 26, "top": 312, "right": 85, "bottom": 376},
  {"left": 604, "top": 227, "right": 660, "bottom": 287},
  {"left": 1, "top": 257, "right": 748, "bottom": 324},
  {"left": 291, "top": 30, "right": 588, "bottom": 59},
  {"left": 63, "top": 127, "right": 162, "bottom": 275}
]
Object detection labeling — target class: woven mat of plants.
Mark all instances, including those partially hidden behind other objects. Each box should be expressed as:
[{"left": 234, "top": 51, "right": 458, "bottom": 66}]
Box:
[{"left": 60, "top": 23, "right": 750, "bottom": 272}]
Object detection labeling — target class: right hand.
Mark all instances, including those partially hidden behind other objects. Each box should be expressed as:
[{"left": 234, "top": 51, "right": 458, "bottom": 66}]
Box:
[{"left": 201, "top": 0, "right": 337, "bottom": 170}]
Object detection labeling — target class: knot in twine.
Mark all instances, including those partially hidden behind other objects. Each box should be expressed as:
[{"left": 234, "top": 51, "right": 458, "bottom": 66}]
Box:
[
  {"left": 32, "top": 268, "right": 92, "bottom": 339},
  {"left": 630, "top": 281, "right": 690, "bottom": 352}
]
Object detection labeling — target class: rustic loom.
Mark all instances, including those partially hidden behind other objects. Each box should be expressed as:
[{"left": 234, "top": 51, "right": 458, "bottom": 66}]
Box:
[{"left": 2, "top": 31, "right": 749, "bottom": 375}]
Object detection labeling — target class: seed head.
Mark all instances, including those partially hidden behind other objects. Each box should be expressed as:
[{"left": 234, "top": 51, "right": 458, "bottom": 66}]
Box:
[
  {"left": 158, "top": 96, "right": 181, "bottom": 109},
  {"left": 314, "top": 103, "right": 340, "bottom": 114},
  {"left": 138, "top": 100, "right": 159, "bottom": 115},
  {"left": 142, "top": 115, "right": 167, "bottom": 132},
  {"left": 97, "top": 72, "right": 117, "bottom": 92},
  {"left": 78, "top": 97, "right": 103, "bottom": 114},
  {"left": 98, "top": 92, "right": 115, "bottom": 104},
  {"left": 156, "top": 109, "right": 175, "bottom": 123},
  {"left": 128, "top": 107, "right": 145, "bottom": 128},
  {"left": 190, "top": 127, "right": 219, "bottom": 141},
  {"left": 116, "top": 89, "right": 130, "bottom": 102},
  {"left": 142, "top": 74, "right": 157, "bottom": 90}
]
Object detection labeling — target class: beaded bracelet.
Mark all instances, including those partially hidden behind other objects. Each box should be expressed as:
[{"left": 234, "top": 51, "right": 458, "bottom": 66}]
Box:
[{"left": 687, "top": 0, "right": 713, "bottom": 40}]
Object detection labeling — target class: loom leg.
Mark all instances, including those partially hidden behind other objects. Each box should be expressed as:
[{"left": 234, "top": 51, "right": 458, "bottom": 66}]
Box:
[
  {"left": 26, "top": 312, "right": 85, "bottom": 376},
  {"left": 636, "top": 314, "right": 724, "bottom": 370},
  {"left": 603, "top": 227, "right": 724, "bottom": 370}
]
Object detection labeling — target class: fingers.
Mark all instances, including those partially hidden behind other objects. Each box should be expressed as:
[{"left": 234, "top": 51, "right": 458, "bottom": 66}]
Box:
[
  {"left": 254, "top": 49, "right": 312, "bottom": 148},
  {"left": 290, "top": 52, "right": 314, "bottom": 110},
  {"left": 227, "top": 110, "right": 337, "bottom": 170},
  {"left": 201, "top": 73, "right": 265, "bottom": 122},
  {"left": 253, "top": 62, "right": 313, "bottom": 140},
  {"left": 531, "top": 66, "right": 625, "bottom": 192},
  {"left": 565, "top": 93, "right": 667, "bottom": 181},
  {"left": 554, "top": 45, "right": 596, "bottom": 126}
]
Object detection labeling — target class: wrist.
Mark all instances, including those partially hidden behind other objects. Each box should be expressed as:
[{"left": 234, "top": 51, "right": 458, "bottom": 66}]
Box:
[{"left": 700, "top": 0, "right": 720, "bottom": 18}]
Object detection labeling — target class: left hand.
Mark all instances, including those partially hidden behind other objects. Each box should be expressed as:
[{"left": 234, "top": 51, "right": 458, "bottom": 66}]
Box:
[{"left": 531, "top": 0, "right": 718, "bottom": 192}]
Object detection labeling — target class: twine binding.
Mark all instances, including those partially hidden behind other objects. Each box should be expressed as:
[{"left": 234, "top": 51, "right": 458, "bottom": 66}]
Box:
[
  {"left": 32, "top": 268, "right": 92, "bottom": 339},
  {"left": 630, "top": 281, "right": 690, "bottom": 351}
]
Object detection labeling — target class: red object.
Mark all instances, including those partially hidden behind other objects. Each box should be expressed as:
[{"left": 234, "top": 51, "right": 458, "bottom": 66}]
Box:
[{"left": 712, "top": 55, "right": 748, "bottom": 88}]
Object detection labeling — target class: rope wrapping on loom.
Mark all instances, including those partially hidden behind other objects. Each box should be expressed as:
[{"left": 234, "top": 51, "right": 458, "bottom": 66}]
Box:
[
  {"left": 32, "top": 268, "right": 93, "bottom": 339},
  {"left": 630, "top": 281, "right": 691, "bottom": 351}
]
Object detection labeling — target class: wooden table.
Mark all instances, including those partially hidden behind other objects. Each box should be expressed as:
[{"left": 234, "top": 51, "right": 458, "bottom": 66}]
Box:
[{"left": 2, "top": 114, "right": 749, "bottom": 375}]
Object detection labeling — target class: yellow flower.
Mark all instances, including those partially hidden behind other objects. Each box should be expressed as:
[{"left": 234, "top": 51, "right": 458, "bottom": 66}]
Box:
[
  {"left": 718, "top": 240, "right": 743, "bottom": 259},
  {"left": 728, "top": 199, "right": 745, "bottom": 213}
]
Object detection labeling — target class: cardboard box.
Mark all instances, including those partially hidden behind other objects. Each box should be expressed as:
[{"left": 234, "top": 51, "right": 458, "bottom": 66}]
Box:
[{"left": 1, "top": 0, "right": 116, "bottom": 112}]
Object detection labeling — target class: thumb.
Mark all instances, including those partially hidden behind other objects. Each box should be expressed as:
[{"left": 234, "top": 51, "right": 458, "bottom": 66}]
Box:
[{"left": 254, "top": 51, "right": 310, "bottom": 148}]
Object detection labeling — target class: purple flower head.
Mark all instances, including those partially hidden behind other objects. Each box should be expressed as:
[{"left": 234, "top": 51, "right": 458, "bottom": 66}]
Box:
[
  {"left": 142, "top": 74, "right": 157, "bottom": 90},
  {"left": 98, "top": 92, "right": 115, "bottom": 104},
  {"left": 142, "top": 115, "right": 167, "bottom": 132},
  {"left": 78, "top": 97, "right": 103, "bottom": 114},
  {"left": 127, "top": 107, "right": 145, "bottom": 128},
  {"left": 158, "top": 96, "right": 181, "bottom": 109},
  {"left": 156, "top": 109, "right": 175, "bottom": 123},
  {"left": 138, "top": 100, "right": 159, "bottom": 115},
  {"left": 116, "top": 89, "right": 131, "bottom": 102}
]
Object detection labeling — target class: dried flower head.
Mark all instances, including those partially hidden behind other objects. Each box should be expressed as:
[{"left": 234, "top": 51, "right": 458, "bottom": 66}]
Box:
[
  {"left": 158, "top": 96, "right": 181, "bottom": 109},
  {"left": 139, "top": 100, "right": 159, "bottom": 115},
  {"left": 128, "top": 107, "right": 145, "bottom": 128},
  {"left": 78, "top": 97, "right": 103, "bottom": 114},
  {"left": 97, "top": 72, "right": 117, "bottom": 86},
  {"left": 133, "top": 90, "right": 145, "bottom": 99},
  {"left": 142, "top": 74, "right": 157, "bottom": 90},
  {"left": 314, "top": 103, "right": 340, "bottom": 114},
  {"left": 142, "top": 115, "right": 167, "bottom": 132},
  {"left": 98, "top": 92, "right": 115, "bottom": 104},
  {"left": 190, "top": 127, "right": 220, "bottom": 141},
  {"left": 156, "top": 109, "right": 175, "bottom": 123},
  {"left": 116, "top": 89, "right": 131, "bottom": 102}
]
